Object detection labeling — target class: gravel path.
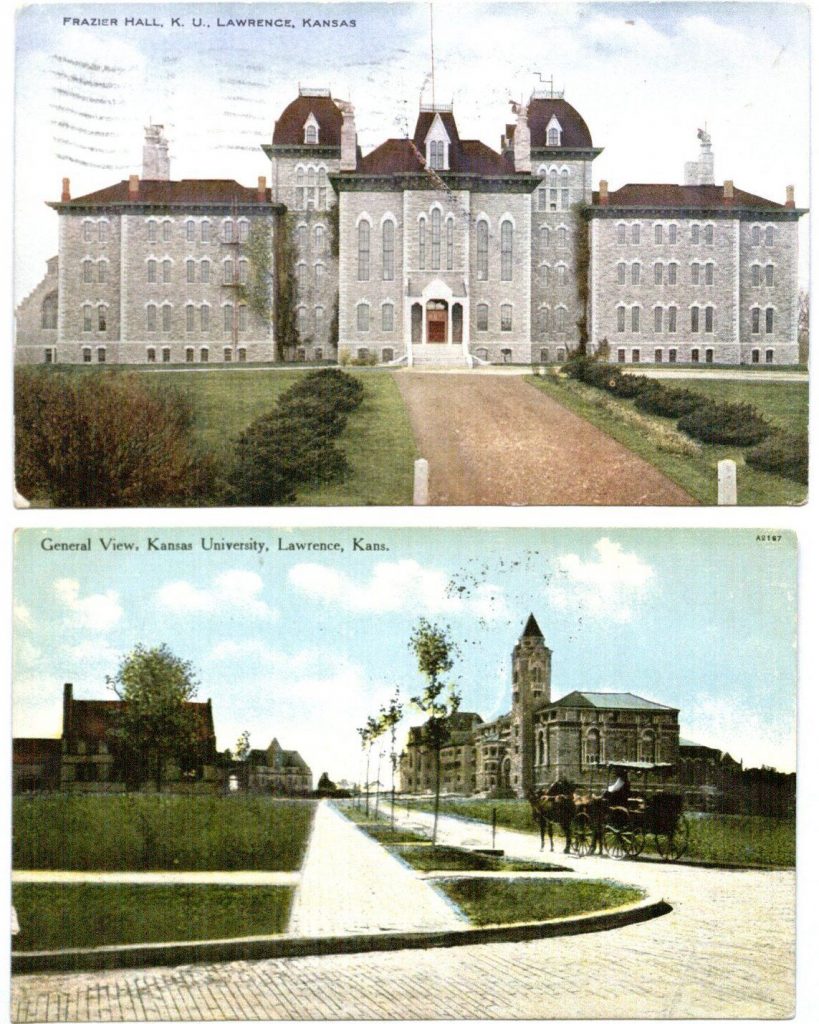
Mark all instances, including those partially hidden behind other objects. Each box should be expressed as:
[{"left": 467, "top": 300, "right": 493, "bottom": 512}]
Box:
[{"left": 395, "top": 372, "right": 696, "bottom": 505}]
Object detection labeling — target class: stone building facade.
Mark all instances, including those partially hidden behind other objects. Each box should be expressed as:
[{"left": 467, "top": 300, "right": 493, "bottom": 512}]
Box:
[
  {"left": 16, "top": 88, "right": 805, "bottom": 366},
  {"left": 244, "top": 738, "right": 313, "bottom": 795},
  {"left": 400, "top": 614, "right": 681, "bottom": 799}
]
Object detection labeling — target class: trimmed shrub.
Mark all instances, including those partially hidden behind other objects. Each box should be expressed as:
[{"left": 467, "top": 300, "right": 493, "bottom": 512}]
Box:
[
  {"left": 634, "top": 383, "right": 704, "bottom": 419},
  {"left": 609, "top": 372, "right": 649, "bottom": 398},
  {"left": 677, "top": 400, "right": 772, "bottom": 446},
  {"left": 288, "top": 368, "right": 365, "bottom": 414},
  {"left": 745, "top": 431, "right": 808, "bottom": 485}
]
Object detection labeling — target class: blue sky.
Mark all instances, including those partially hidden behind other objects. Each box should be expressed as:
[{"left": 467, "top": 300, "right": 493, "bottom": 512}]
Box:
[
  {"left": 14, "top": 2, "right": 810, "bottom": 300},
  {"left": 13, "top": 528, "right": 797, "bottom": 780}
]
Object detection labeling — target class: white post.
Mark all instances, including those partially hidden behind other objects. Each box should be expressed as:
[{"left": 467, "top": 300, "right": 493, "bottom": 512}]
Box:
[
  {"left": 413, "top": 458, "right": 429, "bottom": 505},
  {"left": 718, "top": 459, "right": 737, "bottom": 505}
]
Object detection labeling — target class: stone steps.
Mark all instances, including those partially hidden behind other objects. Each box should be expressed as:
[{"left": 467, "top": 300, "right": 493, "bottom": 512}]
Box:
[{"left": 410, "top": 344, "right": 470, "bottom": 367}]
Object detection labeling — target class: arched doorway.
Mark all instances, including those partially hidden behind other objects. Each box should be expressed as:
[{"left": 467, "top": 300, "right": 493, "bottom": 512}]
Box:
[
  {"left": 426, "top": 299, "right": 448, "bottom": 343},
  {"left": 411, "top": 303, "right": 423, "bottom": 345},
  {"left": 452, "top": 303, "right": 463, "bottom": 344}
]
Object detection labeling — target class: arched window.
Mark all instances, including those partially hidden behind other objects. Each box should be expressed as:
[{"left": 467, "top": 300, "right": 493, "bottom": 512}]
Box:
[
  {"left": 751, "top": 225, "right": 761, "bottom": 246},
  {"left": 555, "top": 307, "right": 567, "bottom": 333},
  {"left": 98, "top": 260, "right": 108, "bottom": 284},
  {"left": 654, "top": 262, "right": 663, "bottom": 285},
  {"left": 356, "top": 302, "right": 370, "bottom": 332},
  {"left": 765, "top": 264, "right": 774, "bottom": 287},
  {"left": 146, "top": 347, "right": 156, "bottom": 363},
  {"left": 766, "top": 307, "right": 775, "bottom": 333},
  {"left": 585, "top": 729, "right": 601, "bottom": 765},
  {"left": 476, "top": 303, "right": 489, "bottom": 331},
  {"left": 314, "top": 224, "right": 325, "bottom": 250},
  {"left": 223, "top": 259, "right": 234, "bottom": 285},
  {"left": 560, "top": 169, "right": 569, "bottom": 208},
  {"left": 238, "top": 305, "right": 247, "bottom": 332},
  {"left": 162, "top": 259, "right": 172, "bottom": 284},
  {"left": 239, "top": 259, "right": 249, "bottom": 285},
  {"left": 540, "top": 225, "right": 550, "bottom": 249},
  {"left": 418, "top": 216, "right": 427, "bottom": 270},
  {"left": 161, "top": 304, "right": 171, "bottom": 332},
  {"left": 41, "top": 293, "right": 57, "bottom": 330},
  {"left": 82, "top": 259, "right": 93, "bottom": 284},
  {"left": 667, "top": 306, "right": 677, "bottom": 333},
  {"left": 500, "top": 220, "right": 513, "bottom": 281},
  {"left": 537, "top": 732, "right": 545, "bottom": 765},
  {"left": 145, "top": 304, "right": 157, "bottom": 332},
  {"left": 631, "top": 306, "right": 640, "bottom": 332},
  {"left": 305, "top": 123, "right": 318, "bottom": 144},
  {"left": 654, "top": 306, "right": 663, "bottom": 333},
  {"left": 631, "top": 262, "right": 640, "bottom": 285},
  {"left": 186, "top": 220, "right": 195, "bottom": 242},
  {"left": 186, "top": 304, "right": 195, "bottom": 332},
  {"left": 186, "top": 259, "right": 196, "bottom": 284},
  {"left": 296, "top": 224, "right": 307, "bottom": 247},
  {"left": 382, "top": 219, "right": 395, "bottom": 280},
  {"left": 547, "top": 126, "right": 560, "bottom": 146},
  {"left": 358, "top": 220, "right": 370, "bottom": 281},
  {"left": 431, "top": 208, "right": 441, "bottom": 269},
  {"left": 639, "top": 730, "right": 656, "bottom": 763},
  {"left": 691, "top": 306, "right": 700, "bottom": 332},
  {"left": 381, "top": 302, "right": 394, "bottom": 332},
  {"left": 315, "top": 262, "right": 325, "bottom": 289},
  {"left": 224, "top": 304, "right": 234, "bottom": 333},
  {"left": 446, "top": 217, "right": 454, "bottom": 270},
  {"left": 315, "top": 305, "right": 324, "bottom": 335},
  {"left": 200, "top": 305, "right": 210, "bottom": 331},
  {"left": 500, "top": 304, "right": 513, "bottom": 331},
  {"left": 201, "top": 220, "right": 211, "bottom": 243},
  {"left": 617, "top": 306, "right": 626, "bottom": 332},
  {"left": 617, "top": 262, "right": 626, "bottom": 285},
  {"left": 147, "top": 259, "right": 157, "bottom": 284},
  {"left": 668, "top": 262, "right": 678, "bottom": 285},
  {"left": 476, "top": 220, "right": 488, "bottom": 280}
]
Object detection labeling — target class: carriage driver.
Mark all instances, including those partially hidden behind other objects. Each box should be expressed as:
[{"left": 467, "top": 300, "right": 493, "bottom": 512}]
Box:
[{"left": 604, "top": 766, "right": 631, "bottom": 807}]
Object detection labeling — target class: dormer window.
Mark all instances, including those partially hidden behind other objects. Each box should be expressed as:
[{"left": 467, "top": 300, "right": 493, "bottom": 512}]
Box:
[
  {"left": 546, "top": 115, "right": 563, "bottom": 147},
  {"left": 424, "top": 112, "right": 450, "bottom": 170},
  {"left": 429, "top": 141, "right": 445, "bottom": 169},
  {"left": 303, "top": 113, "right": 320, "bottom": 145}
]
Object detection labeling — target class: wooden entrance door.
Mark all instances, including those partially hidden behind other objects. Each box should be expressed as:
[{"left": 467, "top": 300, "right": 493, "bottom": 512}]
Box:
[{"left": 426, "top": 302, "right": 447, "bottom": 343}]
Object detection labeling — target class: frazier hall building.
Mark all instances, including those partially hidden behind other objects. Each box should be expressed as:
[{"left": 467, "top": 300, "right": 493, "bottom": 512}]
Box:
[{"left": 16, "top": 85, "right": 806, "bottom": 367}]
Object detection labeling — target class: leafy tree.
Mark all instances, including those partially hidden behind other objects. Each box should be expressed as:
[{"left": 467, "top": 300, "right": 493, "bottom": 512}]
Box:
[
  {"left": 356, "top": 720, "right": 379, "bottom": 818},
  {"left": 408, "top": 619, "right": 461, "bottom": 845},
  {"left": 106, "top": 644, "right": 203, "bottom": 791},
  {"left": 798, "top": 289, "right": 809, "bottom": 365},
  {"left": 235, "top": 730, "right": 251, "bottom": 761},
  {"left": 275, "top": 215, "right": 299, "bottom": 359},
  {"left": 15, "top": 370, "right": 216, "bottom": 507}
]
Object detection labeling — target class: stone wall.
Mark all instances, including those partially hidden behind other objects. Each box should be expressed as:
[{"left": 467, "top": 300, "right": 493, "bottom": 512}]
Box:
[{"left": 15, "top": 256, "right": 59, "bottom": 364}]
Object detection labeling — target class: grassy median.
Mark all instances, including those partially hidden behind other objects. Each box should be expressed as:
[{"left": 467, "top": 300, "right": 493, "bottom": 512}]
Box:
[{"left": 12, "top": 883, "right": 293, "bottom": 951}]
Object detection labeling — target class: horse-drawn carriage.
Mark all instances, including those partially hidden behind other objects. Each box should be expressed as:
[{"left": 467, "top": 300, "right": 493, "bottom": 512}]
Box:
[{"left": 531, "top": 761, "right": 690, "bottom": 862}]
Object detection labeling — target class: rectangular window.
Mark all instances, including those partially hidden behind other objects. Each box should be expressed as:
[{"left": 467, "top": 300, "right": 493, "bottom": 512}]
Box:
[
  {"left": 617, "top": 348, "right": 626, "bottom": 363},
  {"left": 765, "top": 348, "right": 774, "bottom": 363},
  {"left": 186, "top": 347, "right": 194, "bottom": 363},
  {"left": 561, "top": 188, "right": 569, "bottom": 209},
  {"left": 667, "top": 263, "right": 677, "bottom": 285},
  {"left": 501, "top": 221, "right": 513, "bottom": 281},
  {"left": 201, "top": 221, "right": 210, "bottom": 243},
  {"left": 617, "top": 224, "right": 626, "bottom": 244},
  {"left": 691, "top": 307, "right": 699, "bottom": 332},
  {"left": 766, "top": 308, "right": 774, "bottom": 334},
  {"left": 631, "top": 224, "right": 640, "bottom": 244},
  {"left": 500, "top": 305, "right": 512, "bottom": 331},
  {"left": 382, "top": 304, "right": 394, "bottom": 332},
  {"left": 691, "top": 224, "right": 700, "bottom": 244},
  {"left": 82, "top": 347, "right": 92, "bottom": 362},
  {"left": 162, "top": 261, "right": 171, "bottom": 283},
  {"left": 382, "top": 221, "right": 395, "bottom": 281},
  {"left": 631, "top": 307, "right": 640, "bottom": 332},
  {"left": 654, "top": 307, "right": 663, "bottom": 333},
  {"left": 655, "top": 348, "right": 663, "bottom": 363},
  {"left": 705, "top": 307, "right": 714, "bottom": 333},
  {"left": 752, "top": 308, "right": 760, "bottom": 334},
  {"left": 631, "top": 348, "right": 640, "bottom": 363},
  {"left": 704, "top": 225, "right": 714, "bottom": 245},
  {"left": 669, "top": 224, "right": 677, "bottom": 244},
  {"left": 83, "top": 306, "right": 92, "bottom": 332},
  {"left": 669, "top": 348, "right": 677, "bottom": 363},
  {"left": 187, "top": 261, "right": 195, "bottom": 284},
  {"left": 668, "top": 307, "right": 677, "bottom": 333},
  {"left": 186, "top": 306, "right": 195, "bottom": 332},
  {"left": 765, "top": 265, "right": 774, "bottom": 286},
  {"left": 224, "top": 347, "right": 233, "bottom": 362},
  {"left": 187, "top": 221, "right": 195, "bottom": 242},
  {"left": 691, "top": 263, "right": 700, "bottom": 285},
  {"left": 200, "top": 348, "right": 209, "bottom": 363},
  {"left": 692, "top": 348, "right": 700, "bottom": 363},
  {"left": 477, "top": 304, "right": 488, "bottom": 331},
  {"left": 147, "top": 348, "right": 156, "bottom": 363},
  {"left": 654, "top": 224, "right": 663, "bottom": 244},
  {"left": 537, "top": 189, "right": 546, "bottom": 212},
  {"left": 476, "top": 221, "right": 488, "bottom": 280},
  {"left": 200, "top": 305, "right": 209, "bottom": 331},
  {"left": 97, "top": 347, "right": 106, "bottom": 363},
  {"left": 162, "top": 306, "right": 171, "bottom": 332},
  {"left": 98, "top": 307, "right": 107, "bottom": 332},
  {"left": 357, "top": 304, "right": 369, "bottom": 331},
  {"left": 654, "top": 263, "right": 663, "bottom": 285},
  {"left": 617, "top": 307, "right": 625, "bottom": 332},
  {"left": 162, "top": 347, "right": 171, "bottom": 363}
]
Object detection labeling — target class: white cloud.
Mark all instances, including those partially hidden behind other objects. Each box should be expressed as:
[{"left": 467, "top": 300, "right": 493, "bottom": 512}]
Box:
[
  {"left": 53, "top": 578, "right": 123, "bottom": 631},
  {"left": 288, "top": 560, "right": 509, "bottom": 621},
  {"left": 683, "top": 695, "right": 795, "bottom": 773},
  {"left": 155, "top": 570, "right": 277, "bottom": 620},
  {"left": 549, "top": 538, "right": 654, "bottom": 624},
  {"left": 64, "top": 640, "right": 121, "bottom": 672},
  {"left": 13, "top": 602, "right": 32, "bottom": 628}
]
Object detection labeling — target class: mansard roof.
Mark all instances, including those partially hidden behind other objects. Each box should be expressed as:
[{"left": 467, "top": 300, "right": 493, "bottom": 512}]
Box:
[
  {"left": 51, "top": 179, "right": 272, "bottom": 209},
  {"left": 592, "top": 183, "right": 788, "bottom": 211},
  {"left": 272, "top": 93, "right": 343, "bottom": 146},
  {"left": 549, "top": 691, "right": 677, "bottom": 712},
  {"left": 357, "top": 136, "right": 513, "bottom": 177},
  {"left": 412, "top": 110, "right": 460, "bottom": 148},
  {"left": 526, "top": 97, "right": 594, "bottom": 148}
]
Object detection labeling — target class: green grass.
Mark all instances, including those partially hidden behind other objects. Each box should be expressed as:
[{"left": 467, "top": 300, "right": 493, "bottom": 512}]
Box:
[
  {"left": 528, "top": 374, "right": 807, "bottom": 505},
  {"left": 684, "top": 814, "right": 795, "bottom": 867},
  {"left": 399, "top": 800, "right": 795, "bottom": 866},
  {"left": 15, "top": 366, "right": 417, "bottom": 506},
  {"left": 11, "top": 883, "right": 293, "bottom": 951},
  {"left": 436, "top": 878, "right": 642, "bottom": 927},
  {"left": 391, "top": 845, "right": 563, "bottom": 873},
  {"left": 13, "top": 795, "right": 315, "bottom": 871}
]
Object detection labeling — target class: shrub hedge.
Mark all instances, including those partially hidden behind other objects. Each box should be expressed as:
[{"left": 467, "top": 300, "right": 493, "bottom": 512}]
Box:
[
  {"left": 634, "top": 383, "right": 704, "bottom": 419},
  {"left": 677, "top": 401, "right": 773, "bottom": 446},
  {"left": 745, "top": 432, "right": 808, "bottom": 485}
]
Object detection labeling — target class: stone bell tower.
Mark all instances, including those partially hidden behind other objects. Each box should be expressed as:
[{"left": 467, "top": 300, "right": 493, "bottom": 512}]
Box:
[{"left": 509, "top": 613, "right": 552, "bottom": 796}]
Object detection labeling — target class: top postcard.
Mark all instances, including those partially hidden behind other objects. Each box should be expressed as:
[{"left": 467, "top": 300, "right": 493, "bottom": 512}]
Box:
[{"left": 13, "top": 2, "right": 809, "bottom": 507}]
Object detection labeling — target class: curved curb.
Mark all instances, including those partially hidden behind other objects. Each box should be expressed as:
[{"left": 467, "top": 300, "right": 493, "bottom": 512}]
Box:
[{"left": 11, "top": 897, "right": 671, "bottom": 975}]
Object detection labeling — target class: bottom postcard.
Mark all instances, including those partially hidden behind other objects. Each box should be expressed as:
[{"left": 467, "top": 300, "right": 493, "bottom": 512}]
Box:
[{"left": 11, "top": 527, "right": 796, "bottom": 1019}]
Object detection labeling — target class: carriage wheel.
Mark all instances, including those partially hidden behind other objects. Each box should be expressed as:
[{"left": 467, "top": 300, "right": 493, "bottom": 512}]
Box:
[
  {"left": 604, "top": 806, "right": 635, "bottom": 860},
  {"left": 655, "top": 814, "right": 690, "bottom": 861},
  {"left": 572, "top": 812, "right": 594, "bottom": 857},
  {"left": 629, "top": 823, "right": 646, "bottom": 859}
]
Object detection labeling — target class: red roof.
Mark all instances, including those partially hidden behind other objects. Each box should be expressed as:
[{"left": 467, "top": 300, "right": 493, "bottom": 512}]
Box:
[
  {"left": 55, "top": 179, "right": 271, "bottom": 208},
  {"left": 527, "top": 97, "right": 594, "bottom": 148},
  {"left": 412, "top": 110, "right": 461, "bottom": 149},
  {"left": 66, "top": 697, "right": 217, "bottom": 745},
  {"left": 594, "top": 183, "right": 786, "bottom": 210},
  {"left": 272, "top": 94, "right": 343, "bottom": 146}
]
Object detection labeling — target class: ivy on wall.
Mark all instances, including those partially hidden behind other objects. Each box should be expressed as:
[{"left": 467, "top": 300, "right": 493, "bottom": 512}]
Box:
[{"left": 573, "top": 205, "right": 590, "bottom": 356}]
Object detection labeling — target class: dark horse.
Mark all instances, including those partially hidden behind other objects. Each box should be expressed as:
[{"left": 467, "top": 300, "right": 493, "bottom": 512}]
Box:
[{"left": 527, "top": 780, "right": 577, "bottom": 853}]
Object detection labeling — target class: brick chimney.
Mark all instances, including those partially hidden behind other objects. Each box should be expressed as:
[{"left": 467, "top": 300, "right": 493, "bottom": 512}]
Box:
[
  {"left": 599, "top": 180, "right": 609, "bottom": 206},
  {"left": 61, "top": 177, "right": 71, "bottom": 202},
  {"left": 257, "top": 175, "right": 267, "bottom": 202},
  {"left": 128, "top": 174, "right": 140, "bottom": 199},
  {"left": 337, "top": 99, "right": 357, "bottom": 172},
  {"left": 723, "top": 179, "right": 734, "bottom": 204},
  {"left": 785, "top": 185, "right": 795, "bottom": 209},
  {"left": 63, "top": 683, "right": 73, "bottom": 740}
]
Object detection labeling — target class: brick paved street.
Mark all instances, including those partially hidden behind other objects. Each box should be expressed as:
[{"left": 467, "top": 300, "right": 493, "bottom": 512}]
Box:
[{"left": 11, "top": 806, "right": 796, "bottom": 1020}]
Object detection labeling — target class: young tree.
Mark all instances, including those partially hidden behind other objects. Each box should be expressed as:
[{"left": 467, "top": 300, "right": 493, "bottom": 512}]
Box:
[
  {"left": 235, "top": 730, "right": 251, "bottom": 761},
  {"left": 408, "top": 619, "right": 461, "bottom": 845},
  {"left": 106, "top": 644, "right": 202, "bottom": 791},
  {"left": 378, "top": 687, "right": 404, "bottom": 832},
  {"left": 356, "top": 719, "right": 378, "bottom": 818}
]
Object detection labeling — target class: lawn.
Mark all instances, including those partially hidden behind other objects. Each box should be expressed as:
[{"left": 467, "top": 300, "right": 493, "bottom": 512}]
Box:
[
  {"left": 13, "top": 795, "right": 315, "bottom": 871},
  {"left": 391, "top": 845, "right": 564, "bottom": 873},
  {"left": 12, "top": 883, "right": 293, "bottom": 951},
  {"left": 399, "top": 800, "right": 795, "bottom": 866},
  {"left": 435, "top": 878, "right": 643, "bottom": 927},
  {"left": 15, "top": 366, "right": 417, "bottom": 506},
  {"left": 528, "top": 374, "right": 807, "bottom": 505}
]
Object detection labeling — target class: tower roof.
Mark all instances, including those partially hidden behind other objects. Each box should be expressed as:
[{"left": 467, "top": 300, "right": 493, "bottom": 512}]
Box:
[
  {"left": 526, "top": 97, "right": 594, "bottom": 148},
  {"left": 522, "top": 613, "right": 543, "bottom": 639},
  {"left": 272, "top": 92, "right": 343, "bottom": 146}
]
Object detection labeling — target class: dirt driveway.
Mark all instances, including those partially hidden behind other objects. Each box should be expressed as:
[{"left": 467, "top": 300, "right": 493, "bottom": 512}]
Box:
[{"left": 396, "top": 373, "right": 696, "bottom": 505}]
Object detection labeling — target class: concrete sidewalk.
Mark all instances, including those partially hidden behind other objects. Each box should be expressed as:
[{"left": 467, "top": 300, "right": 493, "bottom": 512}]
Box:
[{"left": 287, "top": 801, "right": 468, "bottom": 937}]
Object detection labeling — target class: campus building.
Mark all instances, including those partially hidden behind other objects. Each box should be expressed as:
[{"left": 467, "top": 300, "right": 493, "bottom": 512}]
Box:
[
  {"left": 15, "top": 87, "right": 805, "bottom": 366},
  {"left": 400, "top": 614, "right": 681, "bottom": 798}
]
